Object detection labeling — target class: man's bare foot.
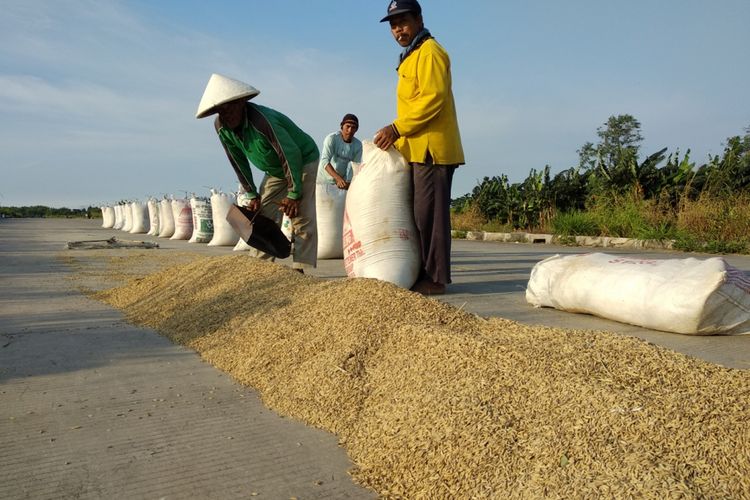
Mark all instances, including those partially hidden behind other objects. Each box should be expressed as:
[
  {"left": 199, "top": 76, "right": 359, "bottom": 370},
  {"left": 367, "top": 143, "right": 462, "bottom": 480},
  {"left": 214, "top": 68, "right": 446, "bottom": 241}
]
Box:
[{"left": 411, "top": 279, "right": 446, "bottom": 295}]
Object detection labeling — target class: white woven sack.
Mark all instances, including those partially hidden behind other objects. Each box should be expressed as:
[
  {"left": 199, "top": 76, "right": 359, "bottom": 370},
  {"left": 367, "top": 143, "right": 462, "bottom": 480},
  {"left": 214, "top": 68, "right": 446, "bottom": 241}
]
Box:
[
  {"left": 170, "top": 198, "right": 193, "bottom": 240},
  {"left": 281, "top": 214, "right": 293, "bottom": 242},
  {"left": 106, "top": 206, "right": 116, "bottom": 228},
  {"left": 343, "top": 141, "right": 420, "bottom": 289},
  {"left": 208, "top": 190, "right": 239, "bottom": 246},
  {"left": 113, "top": 205, "right": 123, "bottom": 230},
  {"left": 233, "top": 238, "right": 253, "bottom": 251},
  {"left": 129, "top": 202, "right": 149, "bottom": 234},
  {"left": 158, "top": 198, "right": 175, "bottom": 238},
  {"left": 118, "top": 204, "right": 127, "bottom": 230},
  {"left": 146, "top": 198, "right": 160, "bottom": 236},
  {"left": 101, "top": 206, "right": 115, "bottom": 228},
  {"left": 316, "top": 183, "right": 347, "bottom": 259},
  {"left": 104, "top": 205, "right": 115, "bottom": 228},
  {"left": 121, "top": 203, "right": 133, "bottom": 232},
  {"left": 526, "top": 253, "right": 750, "bottom": 335},
  {"left": 189, "top": 197, "right": 214, "bottom": 243}
]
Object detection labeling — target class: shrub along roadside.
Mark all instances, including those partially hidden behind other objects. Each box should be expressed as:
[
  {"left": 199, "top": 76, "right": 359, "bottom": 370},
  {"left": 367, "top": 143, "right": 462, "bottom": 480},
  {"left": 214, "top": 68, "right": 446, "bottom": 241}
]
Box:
[
  {"left": 452, "top": 193, "right": 750, "bottom": 255},
  {"left": 550, "top": 211, "right": 599, "bottom": 237},
  {"left": 673, "top": 194, "right": 750, "bottom": 253},
  {"left": 451, "top": 116, "right": 749, "bottom": 254}
]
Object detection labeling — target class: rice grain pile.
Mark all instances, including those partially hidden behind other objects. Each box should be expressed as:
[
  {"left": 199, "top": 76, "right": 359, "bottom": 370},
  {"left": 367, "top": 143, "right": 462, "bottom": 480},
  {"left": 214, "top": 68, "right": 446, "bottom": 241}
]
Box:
[
  {"left": 92, "top": 254, "right": 750, "bottom": 498},
  {"left": 63, "top": 250, "right": 204, "bottom": 290}
]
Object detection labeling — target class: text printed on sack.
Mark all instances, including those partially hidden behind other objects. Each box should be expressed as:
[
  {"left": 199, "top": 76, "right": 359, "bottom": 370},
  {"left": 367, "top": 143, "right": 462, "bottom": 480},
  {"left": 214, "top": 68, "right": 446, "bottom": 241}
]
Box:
[
  {"left": 343, "top": 228, "right": 365, "bottom": 275},
  {"left": 608, "top": 258, "right": 659, "bottom": 265}
]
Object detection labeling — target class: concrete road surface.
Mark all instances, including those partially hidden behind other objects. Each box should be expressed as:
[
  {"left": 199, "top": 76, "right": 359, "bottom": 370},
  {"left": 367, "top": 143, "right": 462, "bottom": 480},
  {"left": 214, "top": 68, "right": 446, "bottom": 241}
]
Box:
[
  {"left": 1, "top": 218, "right": 748, "bottom": 499},
  {"left": 0, "top": 219, "right": 374, "bottom": 500}
]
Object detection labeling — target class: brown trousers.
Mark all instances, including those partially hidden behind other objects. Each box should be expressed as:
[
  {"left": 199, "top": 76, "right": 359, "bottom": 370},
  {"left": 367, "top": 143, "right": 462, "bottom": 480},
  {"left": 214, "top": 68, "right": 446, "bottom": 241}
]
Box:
[
  {"left": 411, "top": 158, "right": 457, "bottom": 285},
  {"left": 249, "top": 161, "right": 318, "bottom": 269}
]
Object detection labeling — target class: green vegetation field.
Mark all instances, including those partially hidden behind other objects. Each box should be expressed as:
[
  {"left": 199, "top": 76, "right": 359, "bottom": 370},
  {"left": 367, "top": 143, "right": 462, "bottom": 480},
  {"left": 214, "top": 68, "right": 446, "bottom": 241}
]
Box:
[{"left": 452, "top": 116, "right": 750, "bottom": 254}]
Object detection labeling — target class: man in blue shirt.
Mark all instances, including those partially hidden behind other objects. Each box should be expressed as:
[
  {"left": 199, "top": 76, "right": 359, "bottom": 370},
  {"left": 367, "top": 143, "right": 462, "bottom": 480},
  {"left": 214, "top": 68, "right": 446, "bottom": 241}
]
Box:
[{"left": 317, "top": 114, "right": 363, "bottom": 190}]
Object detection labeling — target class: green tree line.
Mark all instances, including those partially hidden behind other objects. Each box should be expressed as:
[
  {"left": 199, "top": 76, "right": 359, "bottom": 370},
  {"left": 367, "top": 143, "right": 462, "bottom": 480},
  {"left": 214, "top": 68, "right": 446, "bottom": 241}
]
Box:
[
  {"left": 452, "top": 116, "right": 750, "bottom": 252},
  {"left": 0, "top": 206, "right": 99, "bottom": 218}
]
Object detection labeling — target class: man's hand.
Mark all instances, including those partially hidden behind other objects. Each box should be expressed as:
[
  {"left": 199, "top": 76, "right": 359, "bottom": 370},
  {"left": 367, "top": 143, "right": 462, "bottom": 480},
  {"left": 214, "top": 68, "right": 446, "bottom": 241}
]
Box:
[
  {"left": 248, "top": 197, "right": 261, "bottom": 212},
  {"left": 279, "top": 197, "right": 300, "bottom": 218},
  {"left": 325, "top": 164, "right": 350, "bottom": 190},
  {"left": 335, "top": 177, "right": 349, "bottom": 190},
  {"left": 374, "top": 124, "right": 399, "bottom": 150},
  {"left": 239, "top": 194, "right": 261, "bottom": 212}
]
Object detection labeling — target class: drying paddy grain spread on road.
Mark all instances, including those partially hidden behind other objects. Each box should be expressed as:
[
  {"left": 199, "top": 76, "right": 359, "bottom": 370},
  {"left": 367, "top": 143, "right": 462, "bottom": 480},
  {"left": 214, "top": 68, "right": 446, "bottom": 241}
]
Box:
[{"left": 75, "top": 252, "right": 750, "bottom": 498}]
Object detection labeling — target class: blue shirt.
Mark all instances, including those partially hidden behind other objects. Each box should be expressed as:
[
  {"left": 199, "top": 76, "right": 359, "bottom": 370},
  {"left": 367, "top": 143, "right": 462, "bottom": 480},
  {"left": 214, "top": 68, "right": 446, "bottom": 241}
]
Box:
[{"left": 317, "top": 132, "right": 362, "bottom": 184}]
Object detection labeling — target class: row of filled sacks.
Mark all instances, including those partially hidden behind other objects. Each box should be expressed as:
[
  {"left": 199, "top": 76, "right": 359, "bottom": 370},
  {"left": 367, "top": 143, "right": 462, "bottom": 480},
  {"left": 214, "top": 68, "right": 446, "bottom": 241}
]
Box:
[
  {"left": 101, "top": 190, "right": 308, "bottom": 253},
  {"left": 100, "top": 190, "right": 242, "bottom": 247},
  {"left": 98, "top": 141, "right": 422, "bottom": 288},
  {"left": 98, "top": 182, "right": 355, "bottom": 258}
]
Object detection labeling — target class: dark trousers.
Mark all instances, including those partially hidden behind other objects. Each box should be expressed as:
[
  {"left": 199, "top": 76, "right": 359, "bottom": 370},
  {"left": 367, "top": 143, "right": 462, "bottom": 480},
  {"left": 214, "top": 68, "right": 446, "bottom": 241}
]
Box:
[{"left": 411, "top": 158, "right": 456, "bottom": 285}]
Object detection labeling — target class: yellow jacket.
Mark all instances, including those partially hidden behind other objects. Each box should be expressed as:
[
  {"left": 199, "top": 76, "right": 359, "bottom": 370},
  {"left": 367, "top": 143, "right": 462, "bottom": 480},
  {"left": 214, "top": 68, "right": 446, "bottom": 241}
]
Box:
[{"left": 393, "top": 38, "right": 465, "bottom": 165}]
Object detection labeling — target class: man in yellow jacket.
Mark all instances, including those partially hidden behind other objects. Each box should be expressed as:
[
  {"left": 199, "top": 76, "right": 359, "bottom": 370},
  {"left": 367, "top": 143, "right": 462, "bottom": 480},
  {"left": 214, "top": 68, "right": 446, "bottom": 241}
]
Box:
[{"left": 375, "top": 0, "right": 465, "bottom": 295}]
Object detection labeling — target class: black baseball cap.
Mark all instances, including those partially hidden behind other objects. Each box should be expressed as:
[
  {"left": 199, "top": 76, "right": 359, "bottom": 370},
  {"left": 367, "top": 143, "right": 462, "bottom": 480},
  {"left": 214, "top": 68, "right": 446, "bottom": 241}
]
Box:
[
  {"left": 340, "top": 113, "right": 359, "bottom": 127},
  {"left": 379, "top": 0, "right": 422, "bottom": 22}
]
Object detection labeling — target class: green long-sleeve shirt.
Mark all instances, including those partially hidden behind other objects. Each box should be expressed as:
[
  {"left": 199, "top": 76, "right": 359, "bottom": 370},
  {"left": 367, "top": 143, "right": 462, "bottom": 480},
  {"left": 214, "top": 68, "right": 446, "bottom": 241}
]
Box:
[{"left": 215, "top": 103, "right": 319, "bottom": 200}]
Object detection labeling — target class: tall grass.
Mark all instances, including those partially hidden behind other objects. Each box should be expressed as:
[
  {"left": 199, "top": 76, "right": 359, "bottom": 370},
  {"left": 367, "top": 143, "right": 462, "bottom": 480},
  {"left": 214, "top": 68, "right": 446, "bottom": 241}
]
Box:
[
  {"left": 674, "top": 193, "right": 750, "bottom": 253},
  {"left": 451, "top": 203, "right": 487, "bottom": 231},
  {"left": 451, "top": 202, "right": 515, "bottom": 233},
  {"left": 455, "top": 192, "right": 750, "bottom": 254},
  {"left": 584, "top": 195, "right": 677, "bottom": 240},
  {"left": 550, "top": 211, "right": 599, "bottom": 236},
  {"left": 550, "top": 193, "right": 750, "bottom": 252},
  {"left": 551, "top": 195, "right": 677, "bottom": 240}
]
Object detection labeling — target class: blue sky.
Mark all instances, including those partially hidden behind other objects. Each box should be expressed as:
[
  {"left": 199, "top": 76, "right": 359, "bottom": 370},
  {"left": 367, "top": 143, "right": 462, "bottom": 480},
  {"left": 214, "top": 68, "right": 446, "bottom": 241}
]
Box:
[{"left": 1, "top": 0, "right": 748, "bottom": 208}]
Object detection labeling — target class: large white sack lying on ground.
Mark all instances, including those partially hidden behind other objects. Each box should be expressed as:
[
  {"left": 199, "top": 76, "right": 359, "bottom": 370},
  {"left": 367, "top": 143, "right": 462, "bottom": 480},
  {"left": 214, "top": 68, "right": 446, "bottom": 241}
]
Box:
[
  {"left": 170, "top": 198, "right": 193, "bottom": 240},
  {"left": 189, "top": 196, "right": 213, "bottom": 243},
  {"left": 208, "top": 190, "right": 239, "bottom": 246},
  {"left": 146, "top": 198, "right": 160, "bottom": 236},
  {"left": 158, "top": 198, "right": 175, "bottom": 238},
  {"left": 343, "top": 141, "right": 420, "bottom": 289},
  {"left": 316, "top": 183, "right": 347, "bottom": 259},
  {"left": 526, "top": 253, "right": 750, "bottom": 335},
  {"left": 129, "top": 201, "right": 149, "bottom": 234}
]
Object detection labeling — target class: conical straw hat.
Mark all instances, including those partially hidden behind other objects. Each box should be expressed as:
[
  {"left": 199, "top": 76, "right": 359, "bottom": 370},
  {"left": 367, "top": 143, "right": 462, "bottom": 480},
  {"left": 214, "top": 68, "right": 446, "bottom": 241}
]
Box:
[{"left": 195, "top": 73, "right": 260, "bottom": 119}]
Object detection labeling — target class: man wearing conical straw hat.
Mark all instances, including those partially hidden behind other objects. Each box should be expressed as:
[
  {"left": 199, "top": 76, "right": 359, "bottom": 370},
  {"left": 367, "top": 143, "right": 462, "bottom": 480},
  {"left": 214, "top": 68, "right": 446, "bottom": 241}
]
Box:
[{"left": 197, "top": 73, "right": 320, "bottom": 272}]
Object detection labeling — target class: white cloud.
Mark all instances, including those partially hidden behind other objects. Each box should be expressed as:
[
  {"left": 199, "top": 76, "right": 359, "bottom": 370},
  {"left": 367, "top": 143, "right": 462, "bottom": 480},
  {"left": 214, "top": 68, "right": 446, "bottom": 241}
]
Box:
[{"left": 0, "top": 75, "right": 124, "bottom": 116}]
